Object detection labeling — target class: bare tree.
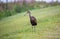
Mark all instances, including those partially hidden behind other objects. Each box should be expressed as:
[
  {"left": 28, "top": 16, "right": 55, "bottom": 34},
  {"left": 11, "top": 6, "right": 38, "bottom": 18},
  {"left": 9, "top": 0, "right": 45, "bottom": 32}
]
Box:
[
  {"left": 51, "top": 0, "right": 54, "bottom": 5},
  {"left": 56, "top": 0, "right": 59, "bottom": 2},
  {"left": 14, "top": 0, "right": 16, "bottom": 4},
  {"left": 41, "top": 0, "right": 43, "bottom": 2},
  {"left": 0, "top": 0, "right": 1, "bottom": 2},
  {"left": 0, "top": 0, "right": 1, "bottom": 3},
  {"left": 51, "top": 0, "right": 54, "bottom": 3},
  {"left": 6, "top": 0, "right": 8, "bottom": 10}
]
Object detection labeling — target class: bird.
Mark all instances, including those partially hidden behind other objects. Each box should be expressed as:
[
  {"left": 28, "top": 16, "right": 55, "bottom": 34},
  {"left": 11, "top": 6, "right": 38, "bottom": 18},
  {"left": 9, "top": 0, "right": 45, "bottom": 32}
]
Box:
[{"left": 24, "top": 10, "right": 37, "bottom": 31}]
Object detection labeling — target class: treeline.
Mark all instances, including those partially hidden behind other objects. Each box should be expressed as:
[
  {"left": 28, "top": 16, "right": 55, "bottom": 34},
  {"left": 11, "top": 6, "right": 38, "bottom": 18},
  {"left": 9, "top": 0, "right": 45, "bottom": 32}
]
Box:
[{"left": 0, "top": 1, "right": 60, "bottom": 20}]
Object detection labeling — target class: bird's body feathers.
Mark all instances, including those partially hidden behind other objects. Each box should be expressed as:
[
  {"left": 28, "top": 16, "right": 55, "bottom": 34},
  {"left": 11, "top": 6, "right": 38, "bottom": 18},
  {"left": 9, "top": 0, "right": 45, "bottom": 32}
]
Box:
[{"left": 30, "top": 16, "right": 37, "bottom": 26}]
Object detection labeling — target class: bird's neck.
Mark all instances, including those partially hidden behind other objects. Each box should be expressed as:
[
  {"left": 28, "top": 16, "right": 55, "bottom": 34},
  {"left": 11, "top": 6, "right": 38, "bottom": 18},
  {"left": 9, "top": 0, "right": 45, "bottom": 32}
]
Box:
[{"left": 28, "top": 13, "right": 31, "bottom": 18}]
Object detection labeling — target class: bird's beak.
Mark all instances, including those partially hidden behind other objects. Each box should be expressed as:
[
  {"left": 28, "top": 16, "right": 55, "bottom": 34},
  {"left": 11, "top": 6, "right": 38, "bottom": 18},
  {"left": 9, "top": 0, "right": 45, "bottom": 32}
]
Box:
[
  {"left": 24, "top": 13, "right": 27, "bottom": 16},
  {"left": 24, "top": 13, "right": 26, "bottom": 16}
]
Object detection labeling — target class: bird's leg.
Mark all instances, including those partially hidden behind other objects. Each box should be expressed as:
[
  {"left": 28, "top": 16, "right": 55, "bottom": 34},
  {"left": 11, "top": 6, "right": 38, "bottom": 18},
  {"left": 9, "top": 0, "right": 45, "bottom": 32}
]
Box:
[
  {"left": 32, "top": 26, "right": 33, "bottom": 31},
  {"left": 34, "top": 26, "right": 36, "bottom": 32},
  {"left": 32, "top": 26, "right": 34, "bottom": 31},
  {"left": 32, "top": 26, "right": 36, "bottom": 32}
]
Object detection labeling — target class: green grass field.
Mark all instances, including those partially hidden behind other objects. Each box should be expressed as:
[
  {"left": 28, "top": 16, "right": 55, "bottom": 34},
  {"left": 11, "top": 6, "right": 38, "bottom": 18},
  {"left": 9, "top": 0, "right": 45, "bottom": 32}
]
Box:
[{"left": 0, "top": 6, "right": 60, "bottom": 39}]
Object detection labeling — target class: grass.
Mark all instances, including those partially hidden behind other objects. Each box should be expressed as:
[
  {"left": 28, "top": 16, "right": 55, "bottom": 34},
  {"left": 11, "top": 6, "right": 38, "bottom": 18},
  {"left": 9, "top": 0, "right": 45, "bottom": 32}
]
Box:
[{"left": 0, "top": 5, "right": 60, "bottom": 39}]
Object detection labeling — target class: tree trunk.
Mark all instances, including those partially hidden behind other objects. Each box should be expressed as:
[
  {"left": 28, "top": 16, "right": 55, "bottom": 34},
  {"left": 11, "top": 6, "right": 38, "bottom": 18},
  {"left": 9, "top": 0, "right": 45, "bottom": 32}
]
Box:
[{"left": 6, "top": 0, "right": 8, "bottom": 10}]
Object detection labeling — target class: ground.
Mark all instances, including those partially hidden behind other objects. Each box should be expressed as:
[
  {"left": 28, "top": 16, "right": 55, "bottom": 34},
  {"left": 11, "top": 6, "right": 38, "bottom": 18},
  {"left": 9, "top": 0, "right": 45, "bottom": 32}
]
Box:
[{"left": 0, "top": 6, "right": 60, "bottom": 39}]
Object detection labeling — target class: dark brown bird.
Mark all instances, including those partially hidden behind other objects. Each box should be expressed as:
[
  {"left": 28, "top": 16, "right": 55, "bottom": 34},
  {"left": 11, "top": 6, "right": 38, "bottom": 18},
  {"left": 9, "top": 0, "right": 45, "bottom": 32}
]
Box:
[{"left": 24, "top": 10, "right": 37, "bottom": 31}]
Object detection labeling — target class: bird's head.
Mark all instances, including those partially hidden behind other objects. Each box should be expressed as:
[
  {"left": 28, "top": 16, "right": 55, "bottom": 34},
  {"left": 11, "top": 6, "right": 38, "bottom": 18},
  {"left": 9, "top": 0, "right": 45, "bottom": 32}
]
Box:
[
  {"left": 24, "top": 10, "right": 31, "bottom": 16},
  {"left": 27, "top": 10, "right": 31, "bottom": 13}
]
